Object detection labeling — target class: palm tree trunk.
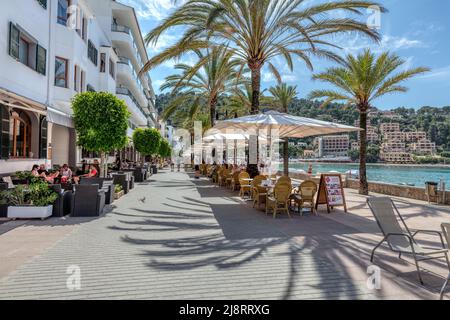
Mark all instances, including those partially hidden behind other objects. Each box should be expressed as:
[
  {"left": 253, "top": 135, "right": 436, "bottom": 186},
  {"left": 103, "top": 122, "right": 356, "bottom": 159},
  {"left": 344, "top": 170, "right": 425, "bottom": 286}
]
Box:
[
  {"left": 359, "top": 109, "right": 369, "bottom": 195},
  {"left": 210, "top": 96, "right": 217, "bottom": 127},
  {"left": 250, "top": 67, "right": 261, "bottom": 114}
]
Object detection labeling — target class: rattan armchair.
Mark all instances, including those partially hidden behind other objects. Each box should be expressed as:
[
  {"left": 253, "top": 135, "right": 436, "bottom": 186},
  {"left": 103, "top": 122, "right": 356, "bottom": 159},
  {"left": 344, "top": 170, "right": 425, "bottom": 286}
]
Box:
[
  {"left": 239, "top": 171, "right": 251, "bottom": 198},
  {"left": 252, "top": 175, "right": 268, "bottom": 209},
  {"left": 266, "top": 182, "right": 293, "bottom": 219}
]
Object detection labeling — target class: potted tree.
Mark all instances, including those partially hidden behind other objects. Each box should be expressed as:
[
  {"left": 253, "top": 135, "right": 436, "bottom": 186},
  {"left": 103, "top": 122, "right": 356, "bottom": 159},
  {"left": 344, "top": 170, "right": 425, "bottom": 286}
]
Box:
[
  {"left": 72, "top": 92, "right": 130, "bottom": 177},
  {"left": 132, "top": 128, "right": 162, "bottom": 165},
  {"left": 0, "top": 180, "right": 58, "bottom": 220},
  {"left": 132, "top": 128, "right": 162, "bottom": 175}
]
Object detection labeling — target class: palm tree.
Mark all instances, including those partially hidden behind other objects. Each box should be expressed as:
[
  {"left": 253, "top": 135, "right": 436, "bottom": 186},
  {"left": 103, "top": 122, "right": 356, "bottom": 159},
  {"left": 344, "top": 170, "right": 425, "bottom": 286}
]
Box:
[
  {"left": 160, "top": 46, "right": 245, "bottom": 126},
  {"left": 142, "top": 0, "right": 385, "bottom": 115},
  {"left": 268, "top": 83, "right": 298, "bottom": 175},
  {"left": 308, "top": 49, "right": 429, "bottom": 195}
]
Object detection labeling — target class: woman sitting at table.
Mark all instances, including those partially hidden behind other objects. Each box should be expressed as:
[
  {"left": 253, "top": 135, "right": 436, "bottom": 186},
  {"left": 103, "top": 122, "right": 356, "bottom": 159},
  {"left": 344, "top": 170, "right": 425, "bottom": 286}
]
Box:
[
  {"left": 31, "top": 164, "right": 59, "bottom": 183},
  {"left": 59, "top": 164, "right": 73, "bottom": 184},
  {"left": 73, "top": 165, "right": 98, "bottom": 184}
]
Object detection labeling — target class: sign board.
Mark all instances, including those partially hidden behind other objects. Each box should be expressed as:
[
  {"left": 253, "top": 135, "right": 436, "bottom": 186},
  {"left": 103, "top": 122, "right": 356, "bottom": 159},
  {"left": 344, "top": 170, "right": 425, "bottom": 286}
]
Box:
[{"left": 315, "top": 174, "right": 347, "bottom": 213}]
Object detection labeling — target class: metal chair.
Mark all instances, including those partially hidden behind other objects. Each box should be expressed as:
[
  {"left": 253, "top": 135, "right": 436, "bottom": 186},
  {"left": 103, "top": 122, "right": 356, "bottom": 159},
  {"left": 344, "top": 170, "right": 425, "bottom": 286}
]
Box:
[
  {"left": 367, "top": 197, "right": 450, "bottom": 285},
  {"left": 440, "top": 223, "right": 450, "bottom": 300}
]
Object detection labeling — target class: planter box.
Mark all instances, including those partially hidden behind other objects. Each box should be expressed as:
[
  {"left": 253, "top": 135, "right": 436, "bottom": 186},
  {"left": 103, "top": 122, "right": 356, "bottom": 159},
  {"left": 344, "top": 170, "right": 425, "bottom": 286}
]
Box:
[
  {"left": 8, "top": 205, "right": 53, "bottom": 220},
  {"left": 114, "top": 191, "right": 124, "bottom": 200}
]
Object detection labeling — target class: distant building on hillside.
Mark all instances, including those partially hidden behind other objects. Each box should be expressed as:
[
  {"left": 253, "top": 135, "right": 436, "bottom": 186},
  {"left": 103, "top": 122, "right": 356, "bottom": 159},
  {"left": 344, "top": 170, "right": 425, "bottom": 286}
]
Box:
[
  {"left": 405, "top": 131, "right": 427, "bottom": 143},
  {"left": 380, "top": 123, "right": 401, "bottom": 135},
  {"left": 314, "top": 135, "right": 349, "bottom": 158},
  {"left": 380, "top": 152, "right": 414, "bottom": 164},
  {"left": 410, "top": 139, "right": 436, "bottom": 155},
  {"left": 351, "top": 142, "right": 360, "bottom": 150},
  {"left": 303, "top": 150, "right": 315, "bottom": 158}
]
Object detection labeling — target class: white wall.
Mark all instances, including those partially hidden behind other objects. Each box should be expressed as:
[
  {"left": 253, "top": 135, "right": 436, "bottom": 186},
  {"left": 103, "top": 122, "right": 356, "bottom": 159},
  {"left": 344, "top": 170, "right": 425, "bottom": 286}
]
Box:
[{"left": 0, "top": 0, "right": 50, "bottom": 104}]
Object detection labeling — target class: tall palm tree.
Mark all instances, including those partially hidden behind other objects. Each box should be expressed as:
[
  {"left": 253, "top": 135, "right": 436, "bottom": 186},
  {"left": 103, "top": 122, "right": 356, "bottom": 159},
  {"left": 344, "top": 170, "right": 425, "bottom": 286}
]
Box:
[
  {"left": 160, "top": 46, "right": 245, "bottom": 126},
  {"left": 142, "top": 0, "right": 385, "bottom": 115},
  {"left": 269, "top": 83, "right": 298, "bottom": 175},
  {"left": 308, "top": 49, "right": 429, "bottom": 195}
]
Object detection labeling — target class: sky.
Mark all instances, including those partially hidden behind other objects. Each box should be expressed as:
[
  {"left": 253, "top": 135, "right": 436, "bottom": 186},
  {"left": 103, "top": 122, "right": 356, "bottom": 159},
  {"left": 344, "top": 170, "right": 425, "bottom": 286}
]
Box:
[{"left": 120, "top": 0, "right": 450, "bottom": 110}]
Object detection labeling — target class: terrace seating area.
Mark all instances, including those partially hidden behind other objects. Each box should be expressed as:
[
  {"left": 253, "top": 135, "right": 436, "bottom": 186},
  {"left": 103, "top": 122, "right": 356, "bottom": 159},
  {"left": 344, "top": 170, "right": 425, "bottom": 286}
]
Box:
[{"left": 0, "top": 162, "right": 155, "bottom": 219}]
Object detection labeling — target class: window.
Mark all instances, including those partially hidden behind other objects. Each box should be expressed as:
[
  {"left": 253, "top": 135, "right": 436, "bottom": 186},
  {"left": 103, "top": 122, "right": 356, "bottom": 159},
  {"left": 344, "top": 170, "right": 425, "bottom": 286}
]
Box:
[
  {"left": 74, "top": 65, "right": 79, "bottom": 92},
  {"left": 55, "top": 57, "right": 69, "bottom": 88},
  {"left": 57, "top": 0, "right": 70, "bottom": 25},
  {"left": 109, "top": 59, "right": 115, "bottom": 79},
  {"left": 39, "top": 116, "right": 48, "bottom": 159},
  {"left": 36, "top": 45, "right": 46, "bottom": 75},
  {"left": 0, "top": 104, "right": 10, "bottom": 159},
  {"left": 86, "top": 84, "right": 96, "bottom": 92},
  {"left": 37, "top": 0, "right": 47, "bottom": 9},
  {"left": 9, "top": 109, "right": 32, "bottom": 158},
  {"left": 75, "top": 7, "right": 88, "bottom": 40},
  {"left": 100, "top": 53, "right": 106, "bottom": 73},
  {"left": 74, "top": 65, "right": 86, "bottom": 92},
  {"left": 80, "top": 70, "right": 86, "bottom": 92},
  {"left": 9, "top": 22, "right": 46, "bottom": 75},
  {"left": 87, "top": 40, "right": 98, "bottom": 66}
]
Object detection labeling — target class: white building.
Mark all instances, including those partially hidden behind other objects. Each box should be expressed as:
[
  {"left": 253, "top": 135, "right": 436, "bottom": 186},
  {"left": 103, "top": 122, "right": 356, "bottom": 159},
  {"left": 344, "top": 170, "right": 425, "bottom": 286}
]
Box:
[
  {"left": 314, "top": 135, "right": 349, "bottom": 158},
  {"left": 0, "top": 0, "right": 156, "bottom": 174}
]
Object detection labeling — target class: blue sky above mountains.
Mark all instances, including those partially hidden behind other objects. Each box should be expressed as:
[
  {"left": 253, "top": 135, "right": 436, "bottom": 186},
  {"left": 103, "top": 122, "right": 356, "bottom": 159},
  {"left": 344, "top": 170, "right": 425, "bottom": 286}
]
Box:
[{"left": 121, "top": 0, "right": 450, "bottom": 109}]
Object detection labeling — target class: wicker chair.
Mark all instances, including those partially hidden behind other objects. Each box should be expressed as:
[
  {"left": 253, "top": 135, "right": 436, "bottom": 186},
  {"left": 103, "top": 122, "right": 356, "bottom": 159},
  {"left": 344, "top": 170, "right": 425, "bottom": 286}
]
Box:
[
  {"left": 252, "top": 175, "right": 268, "bottom": 209},
  {"left": 266, "top": 182, "right": 293, "bottom": 219},
  {"left": 277, "top": 176, "right": 292, "bottom": 185},
  {"left": 292, "top": 181, "right": 318, "bottom": 215},
  {"left": 218, "top": 167, "right": 230, "bottom": 187},
  {"left": 239, "top": 171, "right": 251, "bottom": 198},
  {"left": 230, "top": 171, "right": 241, "bottom": 191}
]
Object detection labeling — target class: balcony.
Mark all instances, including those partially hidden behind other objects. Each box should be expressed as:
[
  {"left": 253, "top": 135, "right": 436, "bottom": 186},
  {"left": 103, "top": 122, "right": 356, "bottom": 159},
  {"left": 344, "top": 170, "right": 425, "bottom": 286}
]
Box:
[
  {"left": 116, "top": 86, "right": 148, "bottom": 126},
  {"left": 111, "top": 24, "right": 146, "bottom": 69},
  {"left": 117, "top": 56, "right": 152, "bottom": 100}
]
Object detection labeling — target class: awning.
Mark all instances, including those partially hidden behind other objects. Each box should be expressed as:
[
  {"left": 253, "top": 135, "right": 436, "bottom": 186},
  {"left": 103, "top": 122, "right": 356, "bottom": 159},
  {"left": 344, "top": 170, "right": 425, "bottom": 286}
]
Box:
[
  {"left": 47, "top": 107, "right": 74, "bottom": 128},
  {"left": 0, "top": 86, "right": 46, "bottom": 114}
]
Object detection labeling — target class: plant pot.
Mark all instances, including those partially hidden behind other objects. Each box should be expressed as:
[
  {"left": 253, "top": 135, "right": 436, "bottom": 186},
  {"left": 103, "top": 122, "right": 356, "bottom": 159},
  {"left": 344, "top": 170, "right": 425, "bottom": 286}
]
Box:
[
  {"left": 114, "top": 191, "right": 124, "bottom": 200},
  {"left": 8, "top": 205, "right": 53, "bottom": 220}
]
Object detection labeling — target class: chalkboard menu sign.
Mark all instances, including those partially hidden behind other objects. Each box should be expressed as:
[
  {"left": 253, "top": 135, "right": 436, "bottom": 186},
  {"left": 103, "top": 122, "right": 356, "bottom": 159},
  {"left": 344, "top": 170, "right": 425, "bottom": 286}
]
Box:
[{"left": 315, "top": 174, "right": 347, "bottom": 213}]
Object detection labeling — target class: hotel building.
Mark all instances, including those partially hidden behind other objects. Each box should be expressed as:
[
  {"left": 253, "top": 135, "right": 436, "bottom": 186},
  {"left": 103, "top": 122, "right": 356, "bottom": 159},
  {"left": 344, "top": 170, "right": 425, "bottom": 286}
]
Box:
[
  {"left": 314, "top": 135, "right": 349, "bottom": 158},
  {"left": 0, "top": 0, "right": 157, "bottom": 174}
]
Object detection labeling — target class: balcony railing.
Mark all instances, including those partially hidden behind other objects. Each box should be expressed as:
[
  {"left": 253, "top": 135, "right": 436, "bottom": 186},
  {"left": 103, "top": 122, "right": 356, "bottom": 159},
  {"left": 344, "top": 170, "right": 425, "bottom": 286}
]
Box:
[
  {"left": 118, "top": 56, "right": 154, "bottom": 102},
  {"left": 116, "top": 86, "right": 148, "bottom": 119},
  {"left": 112, "top": 23, "right": 146, "bottom": 70}
]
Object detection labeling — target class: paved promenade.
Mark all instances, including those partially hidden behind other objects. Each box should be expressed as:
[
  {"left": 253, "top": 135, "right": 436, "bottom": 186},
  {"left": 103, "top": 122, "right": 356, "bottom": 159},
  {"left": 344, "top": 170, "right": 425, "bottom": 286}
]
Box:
[{"left": 0, "top": 170, "right": 449, "bottom": 300}]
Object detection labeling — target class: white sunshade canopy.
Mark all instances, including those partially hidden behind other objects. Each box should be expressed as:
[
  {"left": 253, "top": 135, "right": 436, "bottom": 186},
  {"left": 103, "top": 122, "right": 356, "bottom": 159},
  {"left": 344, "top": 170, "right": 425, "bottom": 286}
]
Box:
[{"left": 214, "top": 110, "right": 361, "bottom": 138}]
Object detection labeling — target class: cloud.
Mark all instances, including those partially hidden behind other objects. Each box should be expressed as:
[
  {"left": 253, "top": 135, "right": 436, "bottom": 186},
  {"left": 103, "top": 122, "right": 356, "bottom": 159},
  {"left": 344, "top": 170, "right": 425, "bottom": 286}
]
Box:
[
  {"left": 341, "top": 34, "right": 426, "bottom": 55},
  {"left": 119, "top": 0, "right": 182, "bottom": 21},
  {"left": 417, "top": 65, "right": 450, "bottom": 80}
]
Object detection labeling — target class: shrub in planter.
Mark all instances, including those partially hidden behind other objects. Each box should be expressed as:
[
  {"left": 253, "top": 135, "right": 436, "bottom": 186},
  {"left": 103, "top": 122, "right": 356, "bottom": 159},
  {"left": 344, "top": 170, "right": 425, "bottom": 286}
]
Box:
[
  {"left": 1, "top": 181, "right": 58, "bottom": 220},
  {"left": 114, "top": 184, "right": 124, "bottom": 200}
]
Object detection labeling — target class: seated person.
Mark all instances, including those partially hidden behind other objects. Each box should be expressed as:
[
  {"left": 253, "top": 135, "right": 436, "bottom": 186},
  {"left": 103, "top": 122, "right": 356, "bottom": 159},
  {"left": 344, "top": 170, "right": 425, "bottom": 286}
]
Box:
[
  {"left": 73, "top": 165, "right": 98, "bottom": 184},
  {"left": 38, "top": 164, "right": 49, "bottom": 176},
  {"left": 32, "top": 164, "right": 59, "bottom": 184},
  {"left": 31, "top": 164, "right": 41, "bottom": 177},
  {"left": 59, "top": 164, "right": 73, "bottom": 184}
]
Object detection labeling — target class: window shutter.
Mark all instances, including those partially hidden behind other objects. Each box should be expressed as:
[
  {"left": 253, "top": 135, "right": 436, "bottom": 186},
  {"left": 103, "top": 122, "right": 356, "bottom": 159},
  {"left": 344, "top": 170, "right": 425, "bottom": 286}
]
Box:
[
  {"left": 0, "top": 104, "right": 10, "bottom": 159},
  {"left": 9, "top": 22, "right": 20, "bottom": 60},
  {"left": 39, "top": 116, "right": 48, "bottom": 159},
  {"left": 36, "top": 45, "right": 47, "bottom": 75}
]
